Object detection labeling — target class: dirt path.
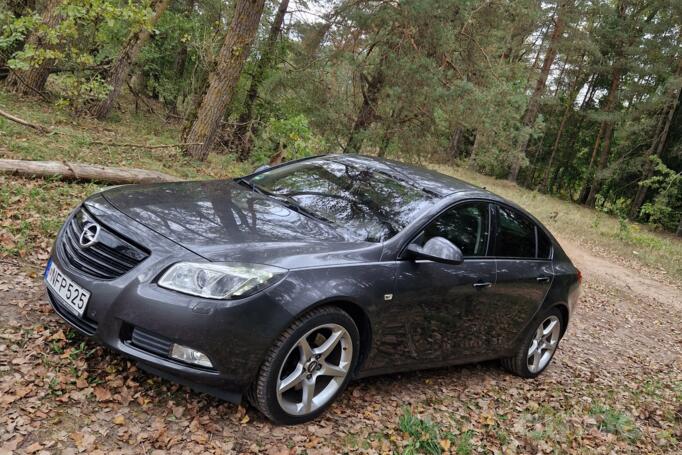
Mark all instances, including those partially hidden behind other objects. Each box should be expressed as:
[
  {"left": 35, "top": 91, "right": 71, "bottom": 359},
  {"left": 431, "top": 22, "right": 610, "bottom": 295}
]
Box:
[
  {"left": 0, "top": 242, "right": 680, "bottom": 454},
  {"left": 559, "top": 237, "right": 682, "bottom": 312}
]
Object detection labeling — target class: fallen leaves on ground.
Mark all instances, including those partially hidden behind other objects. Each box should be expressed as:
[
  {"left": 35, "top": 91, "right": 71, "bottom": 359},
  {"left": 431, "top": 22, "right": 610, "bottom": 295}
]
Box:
[{"left": 0, "top": 255, "right": 680, "bottom": 453}]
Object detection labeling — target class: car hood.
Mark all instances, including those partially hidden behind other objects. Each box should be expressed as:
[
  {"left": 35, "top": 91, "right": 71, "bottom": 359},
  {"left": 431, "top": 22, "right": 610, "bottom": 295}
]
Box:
[{"left": 100, "top": 180, "right": 381, "bottom": 268}]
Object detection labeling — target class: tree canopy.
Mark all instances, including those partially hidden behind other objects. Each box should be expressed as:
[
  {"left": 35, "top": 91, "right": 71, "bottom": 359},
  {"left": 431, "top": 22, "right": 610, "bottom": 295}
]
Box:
[{"left": 1, "top": 0, "right": 681, "bottom": 233}]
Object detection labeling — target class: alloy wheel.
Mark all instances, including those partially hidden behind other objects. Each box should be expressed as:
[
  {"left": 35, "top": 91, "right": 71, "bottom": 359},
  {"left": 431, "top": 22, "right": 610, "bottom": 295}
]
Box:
[
  {"left": 276, "top": 323, "right": 353, "bottom": 416},
  {"left": 527, "top": 315, "right": 560, "bottom": 373}
]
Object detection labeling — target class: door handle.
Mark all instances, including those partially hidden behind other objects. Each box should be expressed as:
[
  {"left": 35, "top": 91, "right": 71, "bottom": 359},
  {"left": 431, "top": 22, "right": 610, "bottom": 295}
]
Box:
[
  {"left": 473, "top": 282, "right": 492, "bottom": 289},
  {"left": 536, "top": 276, "right": 551, "bottom": 283}
]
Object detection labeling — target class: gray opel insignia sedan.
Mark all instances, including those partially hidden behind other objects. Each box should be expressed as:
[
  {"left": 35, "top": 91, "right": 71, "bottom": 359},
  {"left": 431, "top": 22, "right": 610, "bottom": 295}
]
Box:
[{"left": 44, "top": 154, "right": 581, "bottom": 424}]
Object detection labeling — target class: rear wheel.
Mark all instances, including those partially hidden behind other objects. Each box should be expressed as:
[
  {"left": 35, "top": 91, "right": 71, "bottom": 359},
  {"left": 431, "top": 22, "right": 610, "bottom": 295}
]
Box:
[
  {"left": 249, "top": 306, "right": 359, "bottom": 424},
  {"left": 502, "top": 307, "right": 563, "bottom": 378}
]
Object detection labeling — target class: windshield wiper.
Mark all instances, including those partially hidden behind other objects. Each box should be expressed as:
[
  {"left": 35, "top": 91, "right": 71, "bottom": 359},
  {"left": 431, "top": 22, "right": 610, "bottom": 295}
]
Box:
[{"left": 235, "top": 178, "right": 265, "bottom": 194}]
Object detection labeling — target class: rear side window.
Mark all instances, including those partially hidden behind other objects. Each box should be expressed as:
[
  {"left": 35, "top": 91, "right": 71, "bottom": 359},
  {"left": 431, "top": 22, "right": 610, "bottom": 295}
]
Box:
[
  {"left": 494, "top": 206, "right": 535, "bottom": 258},
  {"left": 537, "top": 227, "right": 552, "bottom": 259}
]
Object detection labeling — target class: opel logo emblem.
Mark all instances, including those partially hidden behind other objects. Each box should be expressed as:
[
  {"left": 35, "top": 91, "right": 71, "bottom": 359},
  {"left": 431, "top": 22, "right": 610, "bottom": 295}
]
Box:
[{"left": 79, "top": 222, "right": 100, "bottom": 248}]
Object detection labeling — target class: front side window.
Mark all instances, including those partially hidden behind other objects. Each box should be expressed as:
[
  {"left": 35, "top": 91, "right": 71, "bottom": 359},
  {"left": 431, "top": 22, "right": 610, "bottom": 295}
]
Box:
[
  {"left": 494, "top": 206, "right": 536, "bottom": 258},
  {"left": 421, "top": 203, "right": 490, "bottom": 256},
  {"left": 249, "top": 158, "right": 436, "bottom": 242}
]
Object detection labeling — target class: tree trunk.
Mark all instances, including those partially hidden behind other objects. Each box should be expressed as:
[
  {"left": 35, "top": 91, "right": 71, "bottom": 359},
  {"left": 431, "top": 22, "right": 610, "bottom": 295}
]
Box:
[
  {"left": 541, "top": 64, "right": 589, "bottom": 192},
  {"left": 182, "top": 0, "right": 266, "bottom": 161},
  {"left": 529, "top": 22, "right": 552, "bottom": 70},
  {"left": 232, "top": 0, "right": 290, "bottom": 160},
  {"left": 5, "top": 0, "right": 62, "bottom": 95},
  {"left": 579, "top": 73, "right": 598, "bottom": 110},
  {"left": 584, "top": 65, "right": 622, "bottom": 207},
  {"left": 677, "top": 217, "right": 682, "bottom": 237},
  {"left": 448, "top": 127, "right": 463, "bottom": 162},
  {"left": 467, "top": 131, "right": 482, "bottom": 168},
  {"left": 344, "top": 66, "right": 385, "bottom": 154},
  {"left": 629, "top": 76, "right": 681, "bottom": 218},
  {"left": 173, "top": 0, "right": 195, "bottom": 77},
  {"left": 90, "top": 0, "right": 170, "bottom": 120},
  {"left": 577, "top": 118, "right": 607, "bottom": 203},
  {"left": 541, "top": 105, "right": 569, "bottom": 192},
  {"left": 509, "top": 0, "right": 569, "bottom": 182},
  {"left": 0, "top": 159, "right": 177, "bottom": 184},
  {"left": 378, "top": 128, "right": 392, "bottom": 158}
]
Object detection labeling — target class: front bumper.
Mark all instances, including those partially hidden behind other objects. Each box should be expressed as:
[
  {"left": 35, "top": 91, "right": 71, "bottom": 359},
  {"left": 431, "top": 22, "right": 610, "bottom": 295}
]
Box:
[{"left": 45, "top": 195, "right": 294, "bottom": 403}]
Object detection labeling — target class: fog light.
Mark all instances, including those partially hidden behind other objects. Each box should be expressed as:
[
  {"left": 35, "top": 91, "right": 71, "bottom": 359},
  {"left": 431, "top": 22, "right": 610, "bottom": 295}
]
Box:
[{"left": 170, "top": 343, "right": 213, "bottom": 368}]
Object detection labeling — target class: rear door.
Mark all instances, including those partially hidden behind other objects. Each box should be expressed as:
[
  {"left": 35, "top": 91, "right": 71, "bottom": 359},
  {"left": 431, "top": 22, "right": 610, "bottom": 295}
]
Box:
[{"left": 488, "top": 204, "right": 554, "bottom": 350}]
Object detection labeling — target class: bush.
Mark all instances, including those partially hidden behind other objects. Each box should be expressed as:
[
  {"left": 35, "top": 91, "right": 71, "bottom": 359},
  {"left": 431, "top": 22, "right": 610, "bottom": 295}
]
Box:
[{"left": 251, "top": 115, "right": 327, "bottom": 165}]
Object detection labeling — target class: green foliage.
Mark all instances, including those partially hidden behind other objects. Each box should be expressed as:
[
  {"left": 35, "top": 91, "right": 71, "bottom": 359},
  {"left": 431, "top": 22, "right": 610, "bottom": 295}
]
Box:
[
  {"left": 1, "top": 0, "right": 152, "bottom": 108},
  {"left": 0, "top": 7, "right": 39, "bottom": 53},
  {"left": 137, "top": 3, "right": 223, "bottom": 112},
  {"left": 0, "top": 0, "right": 680, "bottom": 234},
  {"left": 639, "top": 156, "right": 682, "bottom": 230},
  {"left": 53, "top": 73, "right": 111, "bottom": 112},
  {"left": 251, "top": 114, "right": 326, "bottom": 164}
]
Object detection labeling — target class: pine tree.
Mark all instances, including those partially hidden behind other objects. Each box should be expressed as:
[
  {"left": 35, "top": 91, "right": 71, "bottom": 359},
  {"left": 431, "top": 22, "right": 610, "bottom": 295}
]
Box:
[
  {"left": 232, "top": 0, "right": 290, "bottom": 160},
  {"left": 509, "top": 0, "right": 571, "bottom": 183},
  {"left": 183, "top": 0, "right": 266, "bottom": 161},
  {"left": 90, "top": 0, "right": 171, "bottom": 120},
  {"left": 5, "top": 0, "right": 62, "bottom": 95}
]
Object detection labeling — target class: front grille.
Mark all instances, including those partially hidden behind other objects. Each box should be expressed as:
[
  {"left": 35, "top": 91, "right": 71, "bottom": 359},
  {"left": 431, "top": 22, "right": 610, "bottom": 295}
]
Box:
[
  {"left": 129, "top": 327, "right": 173, "bottom": 357},
  {"left": 47, "top": 289, "right": 98, "bottom": 335},
  {"left": 58, "top": 209, "right": 148, "bottom": 280}
]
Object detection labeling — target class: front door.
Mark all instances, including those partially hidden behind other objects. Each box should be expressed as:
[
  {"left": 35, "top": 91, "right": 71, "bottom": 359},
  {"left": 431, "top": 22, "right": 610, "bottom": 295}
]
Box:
[{"left": 390, "top": 202, "right": 499, "bottom": 365}]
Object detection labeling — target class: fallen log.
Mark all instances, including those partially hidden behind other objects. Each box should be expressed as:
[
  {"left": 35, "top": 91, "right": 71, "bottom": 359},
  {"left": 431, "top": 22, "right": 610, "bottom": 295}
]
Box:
[
  {"left": 89, "top": 140, "right": 202, "bottom": 149},
  {"left": 0, "top": 159, "right": 179, "bottom": 184},
  {"left": 0, "top": 107, "right": 49, "bottom": 133}
]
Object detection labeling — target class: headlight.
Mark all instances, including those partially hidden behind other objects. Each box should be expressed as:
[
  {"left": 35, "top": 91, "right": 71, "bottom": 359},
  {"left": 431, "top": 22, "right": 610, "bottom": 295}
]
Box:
[{"left": 158, "top": 262, "right": 286, "bottom": 299}]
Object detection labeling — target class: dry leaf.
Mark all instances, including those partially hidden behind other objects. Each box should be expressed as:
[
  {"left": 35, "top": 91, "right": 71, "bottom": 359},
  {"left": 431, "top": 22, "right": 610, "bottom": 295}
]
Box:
[
  {"left": 113, "top": 415, "right": 126, "bottom": 425},
  {"left": 93, "top": 387, "right": 112, "bottom": 402}
]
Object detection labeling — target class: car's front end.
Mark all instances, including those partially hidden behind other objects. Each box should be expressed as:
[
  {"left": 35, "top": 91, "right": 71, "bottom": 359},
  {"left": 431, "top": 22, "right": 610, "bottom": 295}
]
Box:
[
  {"left": 43, "top": 171, "right": 390, "bottom": 403},
  {"left": 45, "top": 193, "right": 299, "bottom": 402}
]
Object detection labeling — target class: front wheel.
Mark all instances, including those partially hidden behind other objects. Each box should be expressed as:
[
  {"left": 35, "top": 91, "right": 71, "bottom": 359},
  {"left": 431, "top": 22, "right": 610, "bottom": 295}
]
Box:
[
  {"left": 249, "top": 306, "right": 359, "bottom": 424},
  {"left": 502, "top": 307, "right": 563, "bottom": 378}
]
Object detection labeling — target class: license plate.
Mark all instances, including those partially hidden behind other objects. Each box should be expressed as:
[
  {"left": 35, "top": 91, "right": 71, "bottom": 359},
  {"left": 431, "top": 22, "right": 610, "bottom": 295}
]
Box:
[{"left": 45, "top": 261, "right": 90, "bottom": 317}]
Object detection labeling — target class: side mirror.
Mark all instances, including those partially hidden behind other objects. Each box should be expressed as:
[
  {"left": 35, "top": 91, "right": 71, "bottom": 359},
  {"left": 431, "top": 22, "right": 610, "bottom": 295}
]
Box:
[
  {"left": 406, "top": 236, "right": 464, "bottom": 265},
  {"left": 254, "top": 164, "right": 270, "bottom": 173}
]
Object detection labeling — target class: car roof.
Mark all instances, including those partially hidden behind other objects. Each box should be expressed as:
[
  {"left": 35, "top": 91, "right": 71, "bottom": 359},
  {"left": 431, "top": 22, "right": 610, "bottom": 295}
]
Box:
[{"left": 322, "top": 154, "right": 489, "bottom": 198}]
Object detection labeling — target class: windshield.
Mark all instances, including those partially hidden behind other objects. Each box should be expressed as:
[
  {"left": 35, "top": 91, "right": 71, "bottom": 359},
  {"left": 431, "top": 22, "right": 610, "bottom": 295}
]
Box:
[{"left": 249, "top": 158, "right": 437, "bottom": 242}]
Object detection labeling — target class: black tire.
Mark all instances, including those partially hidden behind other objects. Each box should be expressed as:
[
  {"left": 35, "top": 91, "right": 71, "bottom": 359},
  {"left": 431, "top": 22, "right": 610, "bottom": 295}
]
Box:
[
  {"left": 249, "top": 306, "right": 360, "bottom": 424},
  {"left": 502, "top": 307, "right": 564, "bottom": 378}
]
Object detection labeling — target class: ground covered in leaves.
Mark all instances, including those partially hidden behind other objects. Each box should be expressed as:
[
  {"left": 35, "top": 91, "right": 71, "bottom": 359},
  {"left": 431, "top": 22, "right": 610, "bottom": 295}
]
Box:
[{"left": 0, "top": 232, "right": 680, "bottom": 454}]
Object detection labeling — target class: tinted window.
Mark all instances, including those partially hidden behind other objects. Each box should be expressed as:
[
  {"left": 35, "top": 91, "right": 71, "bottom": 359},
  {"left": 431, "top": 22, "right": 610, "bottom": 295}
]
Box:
[
  {"left": 250, "top": 159, "right": 436, "bottom": 242},
  {"left": 422, "top": 203, "right": 490, "bottom": 256},
  {"left": 537, "top": 227, "right": 552, "bottom": 259},
  {"left": 494, "top": 206, "right": 535, "bottom": 258}
]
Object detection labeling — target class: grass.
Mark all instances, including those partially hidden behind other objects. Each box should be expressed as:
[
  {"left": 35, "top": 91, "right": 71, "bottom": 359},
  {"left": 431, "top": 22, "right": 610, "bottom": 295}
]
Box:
[
  {"left": 0, "top": 89, "right": 253, "bottom": 180},
  {"left": 1, "top": 88, "right": 681, "bottom": 283},
  {"left": 398, "top": 408, "right": 473, "bottom": 455},
  {"left": 0, "top": 88, "right": 251, "bottom": 261},
  {"left": 589, "top": 404, "right": 641, "bottom": 443}
]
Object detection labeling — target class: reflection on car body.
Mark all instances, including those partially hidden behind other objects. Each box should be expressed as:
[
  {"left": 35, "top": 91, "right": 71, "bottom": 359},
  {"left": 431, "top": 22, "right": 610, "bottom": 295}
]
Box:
[{"left": 45, "top": 154, "right": 580, "bottom": 424}]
